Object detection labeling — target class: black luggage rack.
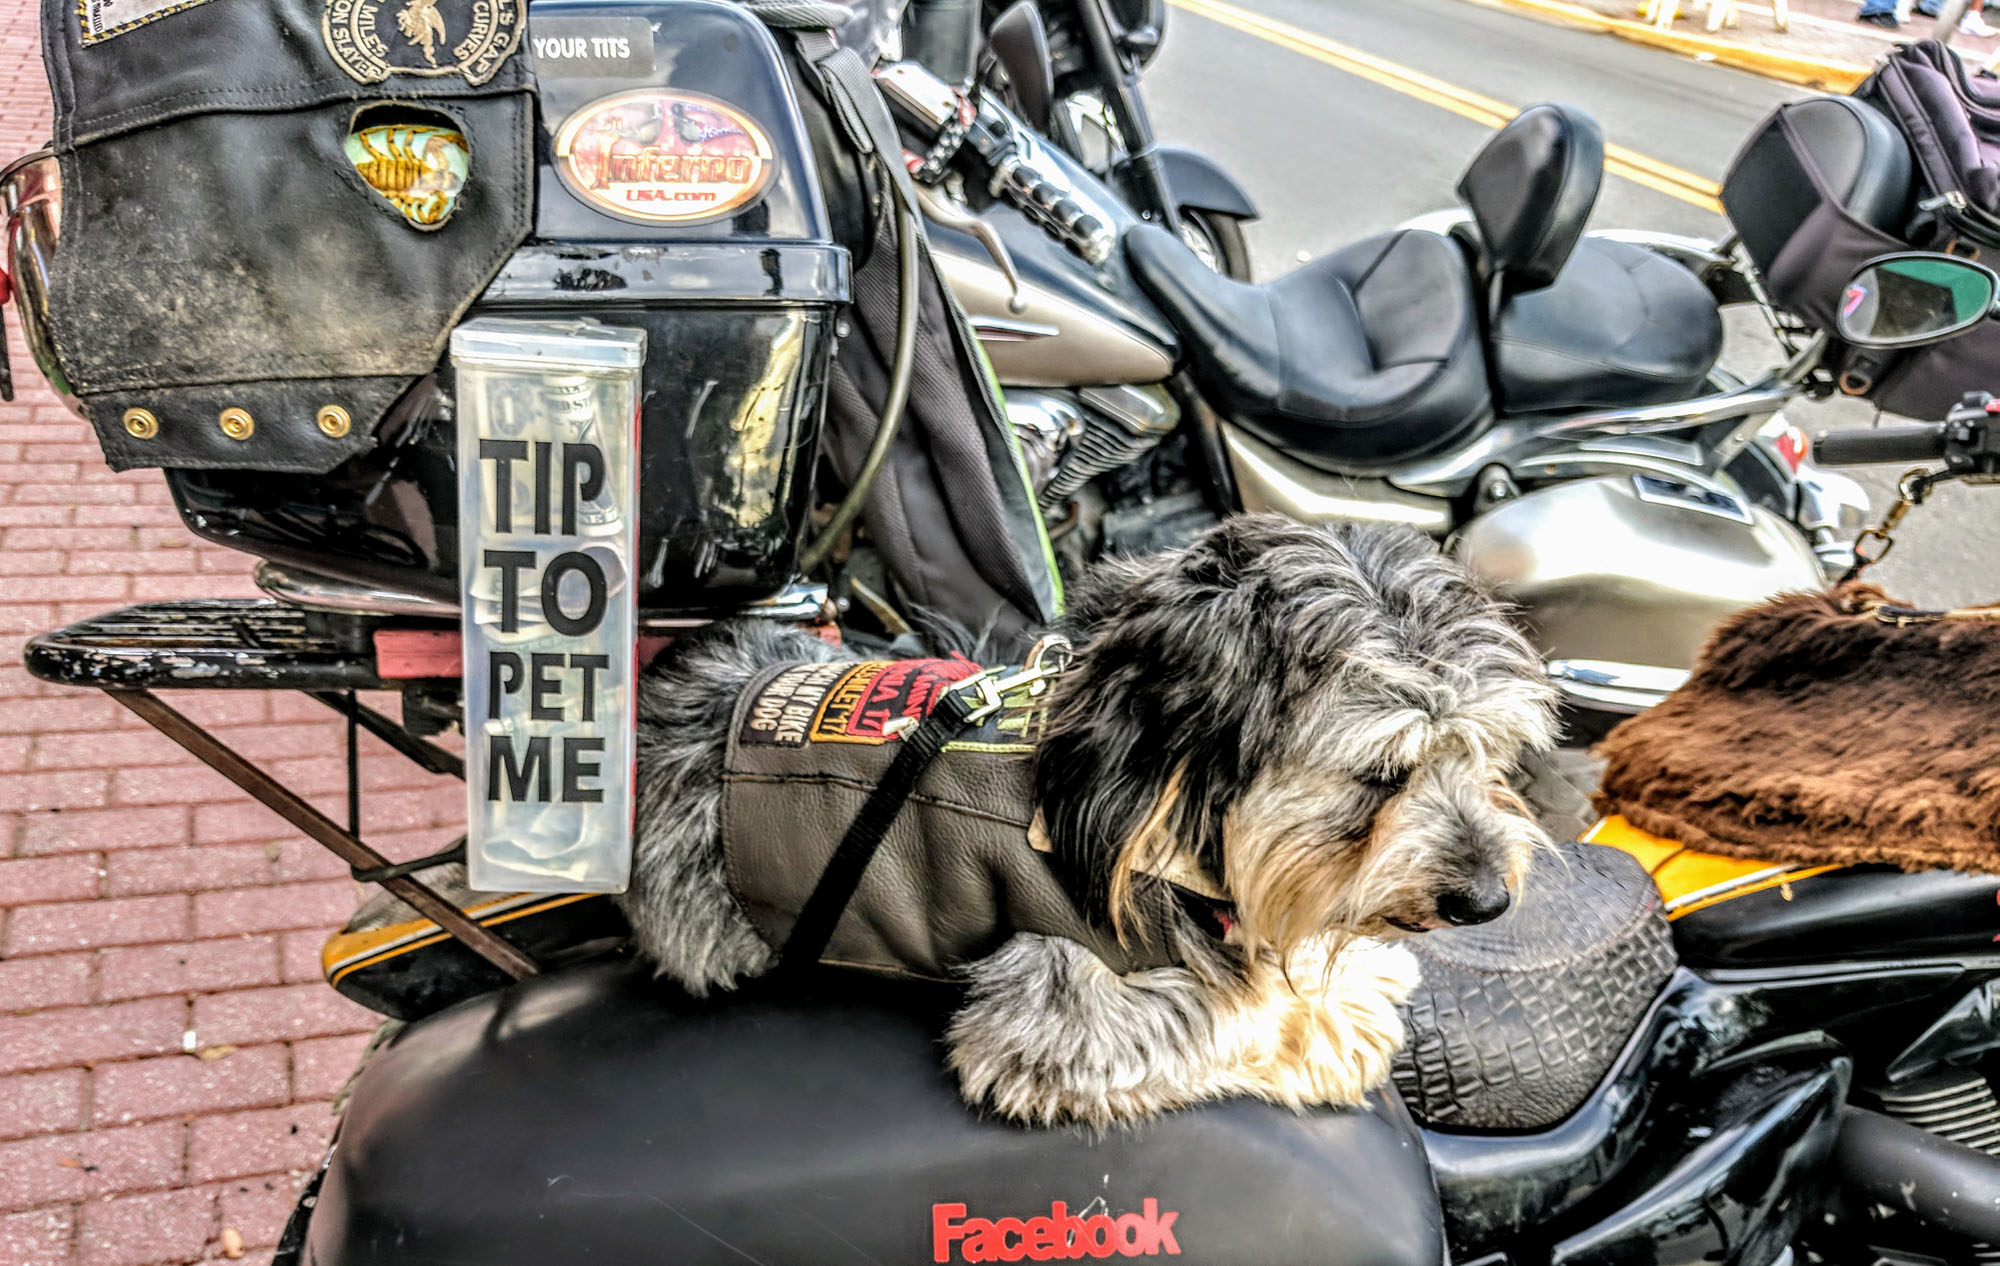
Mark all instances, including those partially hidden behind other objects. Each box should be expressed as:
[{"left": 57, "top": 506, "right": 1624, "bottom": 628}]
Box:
[{"left": 24, "top": 599, "right": 539, "bottom": 981}]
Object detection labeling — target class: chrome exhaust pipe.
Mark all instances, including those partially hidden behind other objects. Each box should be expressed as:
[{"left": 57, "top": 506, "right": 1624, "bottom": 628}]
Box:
[{"left": 1836, "top": 1106, "right": 2000, "bottom": 1244}]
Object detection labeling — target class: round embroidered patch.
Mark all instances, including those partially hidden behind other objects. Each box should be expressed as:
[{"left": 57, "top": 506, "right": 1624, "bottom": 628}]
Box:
[{"left": 321, "top": 0, "right": 525, "bottom": 86}]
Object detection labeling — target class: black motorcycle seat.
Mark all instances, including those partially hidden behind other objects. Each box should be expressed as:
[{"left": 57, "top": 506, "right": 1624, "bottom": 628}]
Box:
[
  {"left": 1490, "top": 235, "right": 1725, "bottom": 413},
  {"left": 1392, "top": 841, "right": 1677, "bottom": 1132},
  {"left": 311, "top": 962, "right": 1446, "bottom": 1266},
  {"left": 1126, "top": 224, "right": 1492, "bottom": 472}
]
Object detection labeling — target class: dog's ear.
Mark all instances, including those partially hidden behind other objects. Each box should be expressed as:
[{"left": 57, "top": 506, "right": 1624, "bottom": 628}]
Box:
[{"left": 1035, "top": 525, "right": 1294, "bottom": 932}]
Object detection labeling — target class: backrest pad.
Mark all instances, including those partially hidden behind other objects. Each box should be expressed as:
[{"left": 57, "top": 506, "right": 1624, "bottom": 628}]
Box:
[{"left": 1455, "top": 104, "right": 1605, "bottom": 295}]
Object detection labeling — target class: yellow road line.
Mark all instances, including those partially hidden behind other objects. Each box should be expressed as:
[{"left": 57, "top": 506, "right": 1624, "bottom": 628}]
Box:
[{"left": 1168, "top": 0, "right": 1726, "bottom": 214}]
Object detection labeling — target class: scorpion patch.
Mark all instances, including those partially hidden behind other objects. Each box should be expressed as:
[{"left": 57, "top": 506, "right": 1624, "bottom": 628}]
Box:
[{"left": 345, "top": 124, "right": 470, "bottom": 228}]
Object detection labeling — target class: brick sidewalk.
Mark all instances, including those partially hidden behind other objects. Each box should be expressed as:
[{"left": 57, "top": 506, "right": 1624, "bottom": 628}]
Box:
[{"left": 0, "top": 7, "right": 467, "bottom": 1264}]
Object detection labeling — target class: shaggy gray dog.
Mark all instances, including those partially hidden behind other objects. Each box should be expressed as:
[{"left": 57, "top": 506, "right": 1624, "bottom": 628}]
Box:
[{"left": 620, "top": 515, "right": 1558, "bottom": 1127}]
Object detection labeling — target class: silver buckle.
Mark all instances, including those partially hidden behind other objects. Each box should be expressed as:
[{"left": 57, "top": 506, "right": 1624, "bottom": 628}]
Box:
[{"left": 946, "top": 634, "right": 1074, "bottom": 723}]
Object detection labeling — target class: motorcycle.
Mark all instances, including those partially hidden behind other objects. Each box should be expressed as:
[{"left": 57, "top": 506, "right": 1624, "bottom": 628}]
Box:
[
  {"left": 281, "top": 303, "right": 2000, "bottom": 1266},
  {"left": 891, "top": 60, "right": 1883, "bottom": 720},
  {"left": 9, "top": 0, "right": 2000, "bottom": 1262}
]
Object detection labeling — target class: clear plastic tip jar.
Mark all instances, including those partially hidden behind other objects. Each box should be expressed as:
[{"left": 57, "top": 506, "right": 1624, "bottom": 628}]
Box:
[{"left": 452, "top": 318, "right": 646, "bottom": 894}]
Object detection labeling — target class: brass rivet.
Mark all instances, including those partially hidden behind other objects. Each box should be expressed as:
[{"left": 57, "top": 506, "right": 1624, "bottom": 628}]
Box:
[
  {"left": 218, "top": 408, "right": 255, "bottom": 441},
  {"left": 316, "top": 404, "right": 352, "bottom": 439},
  {"left": 121, "top": 408, "right": 159, "bottom": 440}
]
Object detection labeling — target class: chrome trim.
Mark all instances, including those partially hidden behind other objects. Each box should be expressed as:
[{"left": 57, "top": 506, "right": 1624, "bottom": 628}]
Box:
[
  {"left": 1510, "top": 440, "right": 1743, "bottom": 495},
  {"left": 935, "top": 243, "right": 1174, "bottom": 387},
  {"left": 1079, "top": 383, "right": 1176, "bottom": 438},
  {"left": 1224, "top": 425, "right": 1454, "bottom": 534},
  {"left": 1386, "top": 421, "right": 1538, "bottom": 497},
  {"left": 1546, "top": 659, "right": 1690, "bottom": 713},
  {"left": 257, "top": 562, "right": 830, "bottom": 625},
  {"left": 1663, "top": 866, "right": 1799, "bottom": 915},
  {"left": 1455, "top": 475, "right": 1825, "bottom": 681},
  {"left": 1630, "top": 472, "right": 1753, "bottom": 525},
  {"left": 737, "top": 582, "right": 830, "bottom": 621},
  {"left": 1541, "top": 381, "right": 1799, "bottom": 438},
  {"left": 1793, "top": 463, "right": 1870, "bottom": 537},
  {"left": 637, "top": 582, "right": 832, "bottom": 628},
  {"left": 255, "top": 563, "right": 456, "bottom": 617},
  {"left": 969, "top": 315, "right": 1061, "bottom": 341},
  {"left": 3, "top": 149, "right": 73, "bottom": 409}
]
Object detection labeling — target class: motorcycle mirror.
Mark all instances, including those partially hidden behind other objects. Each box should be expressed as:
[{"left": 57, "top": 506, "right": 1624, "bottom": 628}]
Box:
[
  {"left": 987, "top": 1, "right": 1056, "bottom": 136},
  {"left": 1117, "top": 0, "right": 1169, "bottom": 66},
  {"left": 1837, "top": 252, "right": 2000, "bottom": 350}
]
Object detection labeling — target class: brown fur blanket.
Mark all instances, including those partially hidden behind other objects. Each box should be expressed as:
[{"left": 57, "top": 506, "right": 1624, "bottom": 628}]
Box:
[{"left": 1592, "top": 585, "right": 2000, "bottom": 871}]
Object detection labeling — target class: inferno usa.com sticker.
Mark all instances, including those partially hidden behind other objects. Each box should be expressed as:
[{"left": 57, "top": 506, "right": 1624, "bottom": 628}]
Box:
[{"left": 553, "top": 89, "right": 773, "bottom": 225}]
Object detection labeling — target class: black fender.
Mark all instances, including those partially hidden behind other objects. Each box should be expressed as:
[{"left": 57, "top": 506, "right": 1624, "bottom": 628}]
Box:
[{"left": 1150, "top": 145, "right": 1259, "bottom": 221}]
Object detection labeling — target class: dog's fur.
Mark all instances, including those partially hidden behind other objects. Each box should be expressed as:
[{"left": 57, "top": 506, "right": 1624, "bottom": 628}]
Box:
[{"left": 620, "top": 516, "right": 1557, "bottom": 1127}]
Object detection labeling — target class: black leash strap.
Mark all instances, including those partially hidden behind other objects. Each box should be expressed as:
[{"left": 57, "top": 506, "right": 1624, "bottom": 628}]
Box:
[{"left": 778, "top": 689, "right": 981, "bottom": 973}]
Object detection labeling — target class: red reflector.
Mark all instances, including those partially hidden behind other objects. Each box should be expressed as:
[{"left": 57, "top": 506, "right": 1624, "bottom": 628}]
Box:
[
  {"left": 0, "top": 268, "right": 12, "bottom": 308},
  {"left": 372, "top": 628, "right": 679, "bottom": 680},
  {"left": 1774, "top": 426, "right": 1808, "bottom": 471}
]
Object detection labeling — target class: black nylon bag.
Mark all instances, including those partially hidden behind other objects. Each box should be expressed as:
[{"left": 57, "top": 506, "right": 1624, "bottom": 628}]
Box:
[
  {"left": 779, "top": 25, "right": 1061, "bottom": 653},
  {"left": 40, "top": 0, "right": 535, "bottom": 473},
  {"left": 1847, "top": 42, "right": 2000, "bottom": 417}
]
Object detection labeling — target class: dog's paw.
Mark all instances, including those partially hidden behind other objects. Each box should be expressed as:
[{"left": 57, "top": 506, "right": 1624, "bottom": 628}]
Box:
[
  {"left": 948, "top": 935, "right": 1224, "bottom": 1130},
  {"left": 1225, "top": 937, "right": 1418, "bottom": 1111}
]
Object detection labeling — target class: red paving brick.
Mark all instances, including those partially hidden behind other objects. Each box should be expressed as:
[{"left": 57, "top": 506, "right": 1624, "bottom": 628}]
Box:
[
  {"left": 0, "top": 955, "right": 92, "bottom": 1012},
  {"left": 96, "top": 939, "right": 281, "bottom": 1004},
  {"left": 0, "top": 998, "right": 188, "bottom": 1076},
  {"left": 92, "top": 1046, "right": 292, "bottom": 1127},
  {"left": 212, "top": 1176, "right": 304, "bottom": 1252},
  {"left": 0, "top": 855, "right": 103, "bottom": 905},
  {"left": 0, "top": 1122, "right": 186, "bottom": 1213},
  {"left": 0, "top": 1206, "right": 75, "bottom": 1266},
  {"left": 187, "top": 1103, "right": 338, "bottom": 1186},
  {"left": 192, "top": 881, "right": 358, "bottom": 940},
  {"left": 75, "top": 1188, "right": 216, "bottom": 1266},
  {"left": 0, "top": 1068, "right": 85, "bottom": 1140},
  {"left": 191, "top": 984, "right": 374, "bottom": 1048},
  {"left": 4, "top": 895, "right": 189, "bottom": 957},
  {"left": 0, "top": 4, "right": 473, "bottom": 1258},
  {"left": 19, "top": 806, "right": 190, "bottom": 857}
]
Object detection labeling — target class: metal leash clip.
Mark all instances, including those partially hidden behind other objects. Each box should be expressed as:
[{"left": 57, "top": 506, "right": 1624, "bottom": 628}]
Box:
[
  {"left": 947, "top": 634, "right": 1075, "bottom": 722},
  {"left": 1841, "top": 467, "right": 1936, "bottom": 586}
]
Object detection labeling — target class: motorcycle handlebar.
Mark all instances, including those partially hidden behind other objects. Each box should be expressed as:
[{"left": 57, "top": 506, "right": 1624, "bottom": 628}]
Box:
[{"left": 1811, "top": 423, "right": 1951, "bottom": 466}]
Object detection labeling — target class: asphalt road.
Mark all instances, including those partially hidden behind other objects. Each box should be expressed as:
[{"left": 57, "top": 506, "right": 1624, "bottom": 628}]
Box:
[{"left": 1144, "top": 0, "right": 2000, "bottom": 606}]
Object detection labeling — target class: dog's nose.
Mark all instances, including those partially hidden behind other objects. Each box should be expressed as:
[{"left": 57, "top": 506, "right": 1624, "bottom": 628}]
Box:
[{"left": 1436, "top": 871, "right": 1511, "bottom": 927}]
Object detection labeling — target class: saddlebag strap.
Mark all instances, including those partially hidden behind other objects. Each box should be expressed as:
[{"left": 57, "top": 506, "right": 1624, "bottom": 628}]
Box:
[{"left": 777, "top": 688, "right": 981, "bottom": 973}]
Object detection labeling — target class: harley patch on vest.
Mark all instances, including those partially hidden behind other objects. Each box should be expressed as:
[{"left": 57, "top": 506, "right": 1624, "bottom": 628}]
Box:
[{"left": 736, "top": 657, "right": 1048, "bottom": 752}]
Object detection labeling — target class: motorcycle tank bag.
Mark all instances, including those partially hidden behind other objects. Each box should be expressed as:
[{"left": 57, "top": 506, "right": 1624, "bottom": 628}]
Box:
[
  {"left": 1721, "top": 63, "right": 2000, "bottom": 417},
  {"left": 302, "top": 961, "right": 1447, "bottom": 1266},
  {"left": 27, "top": 0, "right": 852, "bottom": 610}
]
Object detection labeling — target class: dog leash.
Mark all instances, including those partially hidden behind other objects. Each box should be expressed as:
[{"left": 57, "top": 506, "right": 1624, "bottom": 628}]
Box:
[{"left": 777, "top": 637, "right": 1073, "bottom": 974}]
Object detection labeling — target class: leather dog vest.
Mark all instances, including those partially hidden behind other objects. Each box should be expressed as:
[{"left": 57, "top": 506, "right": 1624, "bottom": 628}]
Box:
[{"left": 721, "top": 657, "right": 1191, "bottom": 982}]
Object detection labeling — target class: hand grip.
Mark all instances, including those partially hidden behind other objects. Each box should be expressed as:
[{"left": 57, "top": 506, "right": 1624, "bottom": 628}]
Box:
[{"left": 1811, "top": 423, "right": 1949, "bottom": 466}]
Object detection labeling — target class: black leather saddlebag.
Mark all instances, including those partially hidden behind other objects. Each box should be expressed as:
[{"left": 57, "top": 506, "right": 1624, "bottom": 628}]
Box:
[{"left": 39, "top": 0, "right": 535, "bottom": 473}]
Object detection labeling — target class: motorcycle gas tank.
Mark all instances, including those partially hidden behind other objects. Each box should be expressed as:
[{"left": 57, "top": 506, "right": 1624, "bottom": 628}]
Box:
[
  {"left": 926, "top": 165, "right": 1179, "bottom": 388},
  {"left": 1452, "top": 471, "right": 1824, "bottom": 700},
  {"left": 305, "top": 961, "right": 1444, "bottom": 1266},
  {"left": 1593, "top": 820, "right": 2000, "bottom": 969}
]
